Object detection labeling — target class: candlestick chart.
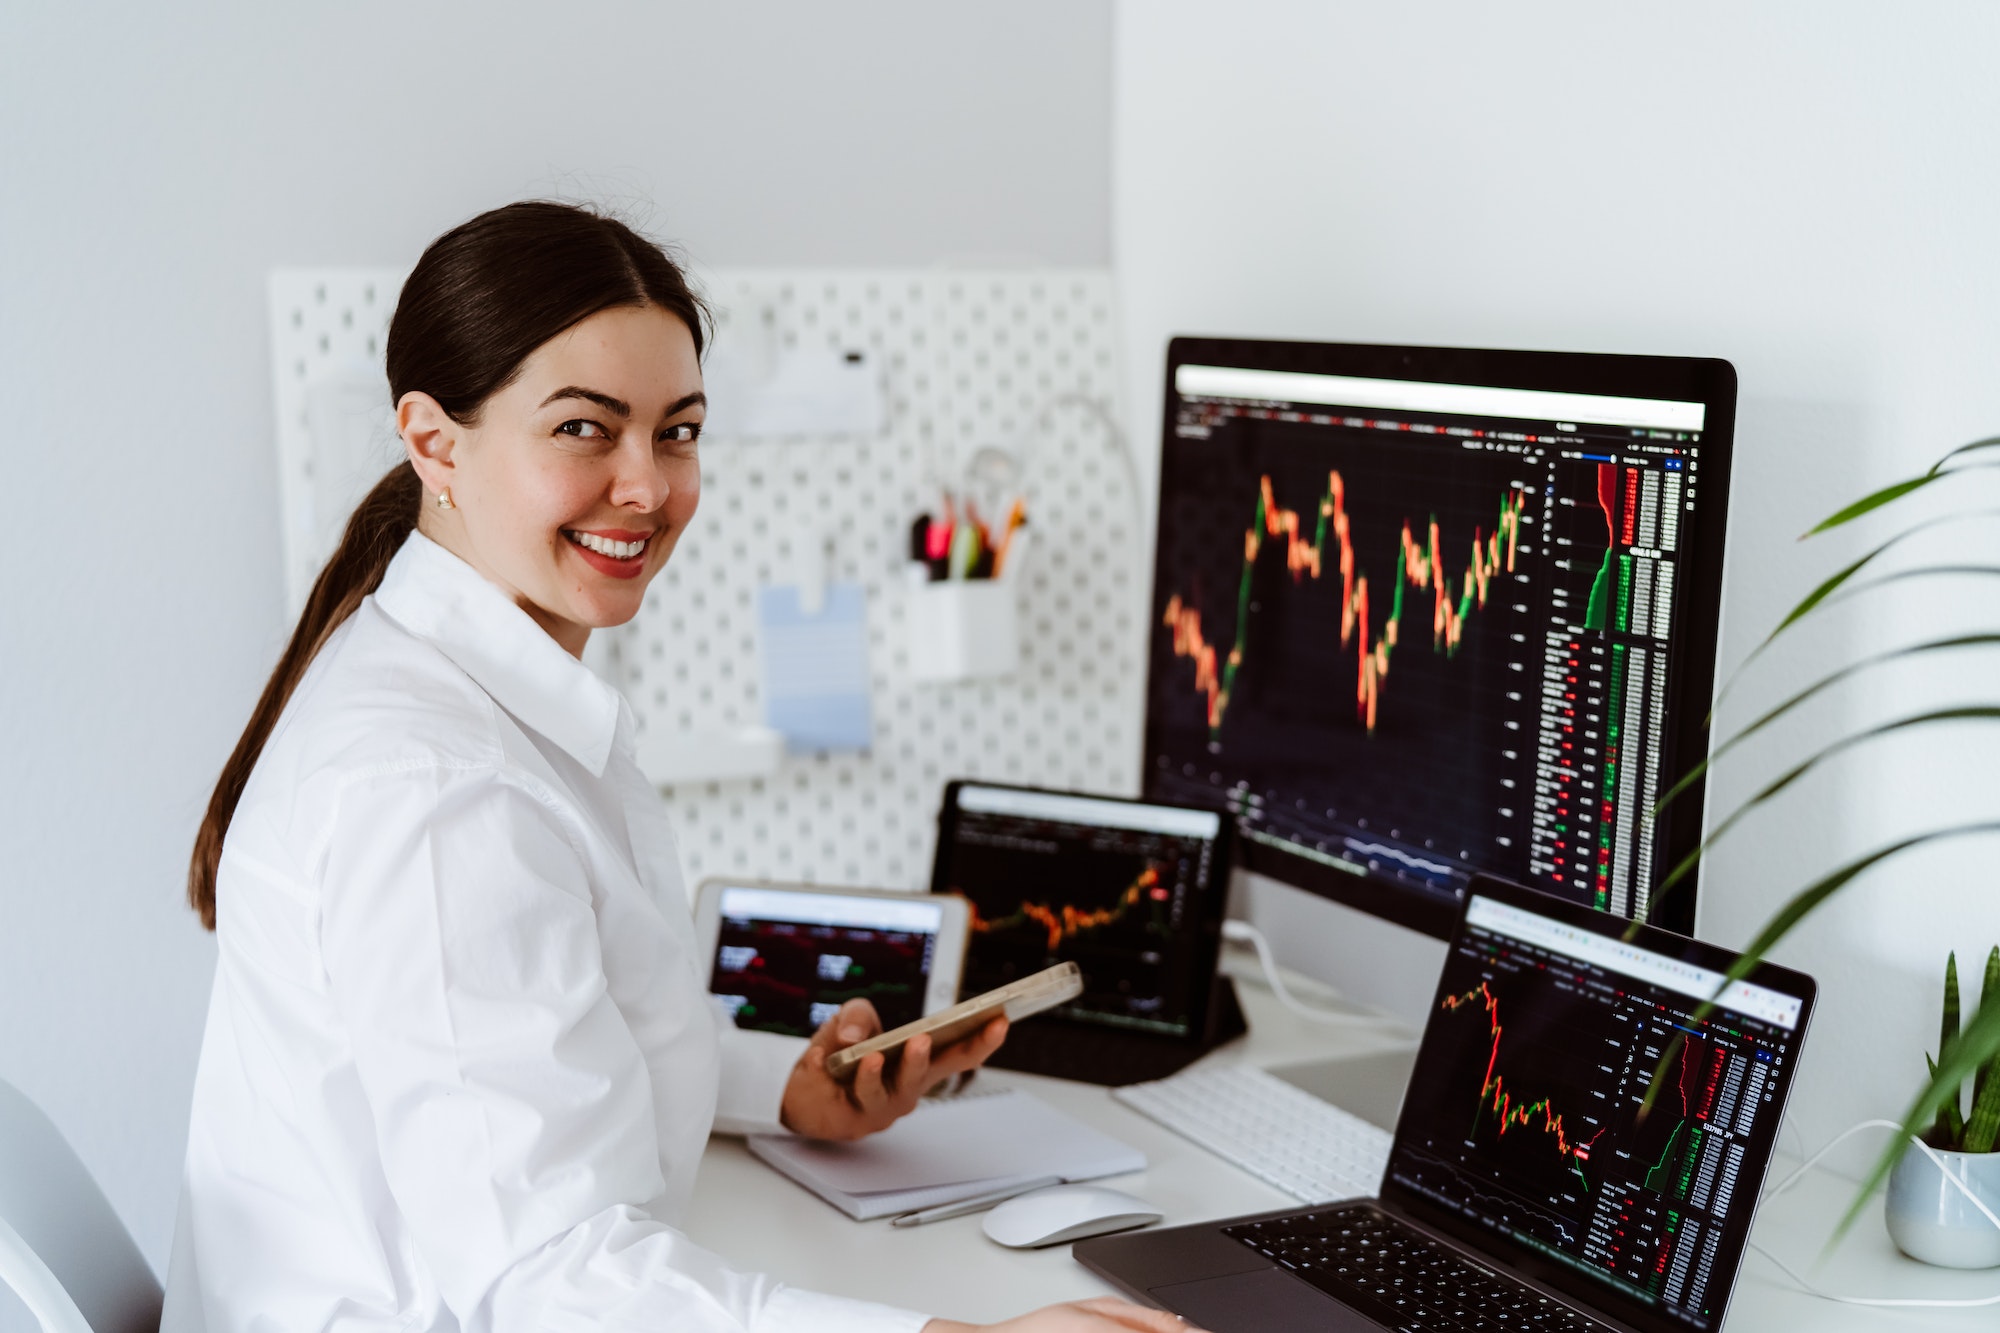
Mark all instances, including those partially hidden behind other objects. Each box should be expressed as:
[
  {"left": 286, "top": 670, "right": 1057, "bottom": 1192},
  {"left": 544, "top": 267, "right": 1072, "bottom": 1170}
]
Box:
[
  {"left": 1144, "top": 391, "right": 1710, "bottom": 921},
  {"left": 945, "top": 802, "right": 1215, "bottom": 1037},
  {"left": 968, "top": 865, "right": 1169, "bottom": 951},
  {"left": 1392, "top": 914, "right": 1798, "bottom": 1325},
  {"left": 1162, "top": 472, "right": 1526, "bottom": 736},
  {"left": 1440, "top": 980, "right": 1608, "bottom": 1193}
]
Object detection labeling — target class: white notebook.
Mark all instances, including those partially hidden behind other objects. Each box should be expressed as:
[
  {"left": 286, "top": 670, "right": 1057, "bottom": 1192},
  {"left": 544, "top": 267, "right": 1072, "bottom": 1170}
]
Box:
[{"left": 745, "top": 1087, "right": 1145, "bottom": 1220}]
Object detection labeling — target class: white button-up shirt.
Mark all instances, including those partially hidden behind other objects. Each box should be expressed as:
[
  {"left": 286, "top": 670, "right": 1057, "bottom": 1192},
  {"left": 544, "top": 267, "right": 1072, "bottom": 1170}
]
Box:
[{"left": 164, "top": 532, "right": 928, "bottom": 1333}]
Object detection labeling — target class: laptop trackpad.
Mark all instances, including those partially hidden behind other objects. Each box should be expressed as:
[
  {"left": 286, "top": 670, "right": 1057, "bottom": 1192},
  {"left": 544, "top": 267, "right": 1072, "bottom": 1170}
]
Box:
[{"left": 1151, "top": 1268, "right": 1375, "bottom": 1331}]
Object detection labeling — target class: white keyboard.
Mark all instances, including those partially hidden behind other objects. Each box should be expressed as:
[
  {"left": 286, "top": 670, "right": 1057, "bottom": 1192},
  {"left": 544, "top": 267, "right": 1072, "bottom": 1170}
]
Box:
[{"left": 1114, "top": 1063, "right": 1394, "bottom": 1203}]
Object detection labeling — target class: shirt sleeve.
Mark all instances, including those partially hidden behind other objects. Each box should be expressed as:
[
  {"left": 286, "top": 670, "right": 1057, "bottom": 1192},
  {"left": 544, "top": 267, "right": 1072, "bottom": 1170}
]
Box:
[
  {"left": 319, "top": 762, "right": 930, "bottom": 1333},
  {"left": 714, "top": 1025, "right": 809, "bottom": 1136}
]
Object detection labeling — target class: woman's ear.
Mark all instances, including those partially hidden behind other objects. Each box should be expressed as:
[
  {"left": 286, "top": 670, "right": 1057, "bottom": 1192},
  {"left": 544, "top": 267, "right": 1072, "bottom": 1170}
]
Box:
[{"left": 398, "top": 392, "right": 458, "bottom": 500}]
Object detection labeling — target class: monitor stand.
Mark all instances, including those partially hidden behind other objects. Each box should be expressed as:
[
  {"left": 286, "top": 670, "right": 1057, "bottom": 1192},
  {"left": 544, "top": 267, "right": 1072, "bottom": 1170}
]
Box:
[
  {"left": 1233, "top": 868, "right": 1447, "bottom": 1030},
  {"left": 1231, "top": 867, "right": 1442, "bottom": 1130},
  {"left": 1266, "top": 1048, "right": 1417, "bottom": 1134}
]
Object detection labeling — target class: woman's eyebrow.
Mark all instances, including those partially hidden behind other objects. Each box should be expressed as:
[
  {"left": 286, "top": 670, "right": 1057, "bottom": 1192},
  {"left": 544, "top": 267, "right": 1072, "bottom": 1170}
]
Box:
[
  {"left": 539, "top": 386, "right": 631, "bottom": 416},
  {"left": 538, "top": 387, "right": 707, "bottom": 419},
  {"left": 661, "top": 390, "right": 707, "bottom": 418}
]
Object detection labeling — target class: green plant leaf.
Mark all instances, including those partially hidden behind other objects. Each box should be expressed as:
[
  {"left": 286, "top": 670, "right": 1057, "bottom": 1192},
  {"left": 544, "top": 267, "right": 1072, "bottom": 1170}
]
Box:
[
  {"left": 1638, "top": 825, "right": 2000, "bottom": 1119},
  {"left": 1838, "top": 995, "right": 2000, "bottom": 1245},
  {"left": 1942, "top": 952, "right": 1963, "bottom": 1145},
  {"left": 1800, "top": 475, "right": 1945, "bottom": 537},
  {"left": 1657, "top": 633, "right": 2000, "bottom": 822},
  {"left": 1819, "top": 566, "right": 2000, "bottom": 614},
  {"left": 1935, "top": 434, "right": 2000, "bottom": 464},
  {"left": 1711, "top": 508, "right": 2000, "bottom": 715},
  {"left": 1981, "top": 946, "right": 2000, "bottom": 1112},
  {"left": 1966, "top": 1050, "right": 2000, "bottom": 1154},
  {"left": 1798, "top": 437, "right": 2000, "bottom": 538},
  {"left": 1646, "top": 710, "right": 2000, "bottom": 923}
]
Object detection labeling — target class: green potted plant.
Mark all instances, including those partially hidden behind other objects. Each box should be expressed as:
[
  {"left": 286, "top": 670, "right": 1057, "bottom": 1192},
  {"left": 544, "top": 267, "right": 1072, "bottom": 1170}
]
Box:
[
  {"left": 1651, "top": 434, "right": 2000, "bottom": 1238},
  {"left": 1885, "top": 948, "right": 2000, "bottom": 1267}
]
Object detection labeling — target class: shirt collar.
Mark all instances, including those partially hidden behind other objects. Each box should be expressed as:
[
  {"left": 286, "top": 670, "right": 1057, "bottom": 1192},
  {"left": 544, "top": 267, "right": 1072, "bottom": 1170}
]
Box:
[{"left": 372, "top": 531, "right": 623, "bottom": 776}]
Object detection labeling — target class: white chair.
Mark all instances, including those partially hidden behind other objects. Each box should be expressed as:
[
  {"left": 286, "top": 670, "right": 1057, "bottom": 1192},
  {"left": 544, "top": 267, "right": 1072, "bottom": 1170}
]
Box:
[{"left": 0, "top": 1079, "right": 160, "bottom": 1333}]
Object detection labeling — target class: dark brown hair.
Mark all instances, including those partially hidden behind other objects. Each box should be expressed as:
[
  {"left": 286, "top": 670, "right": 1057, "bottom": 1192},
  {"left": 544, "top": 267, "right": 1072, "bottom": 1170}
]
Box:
[{"left": 188, "top": 201, "right": 708, "bottom": 929}]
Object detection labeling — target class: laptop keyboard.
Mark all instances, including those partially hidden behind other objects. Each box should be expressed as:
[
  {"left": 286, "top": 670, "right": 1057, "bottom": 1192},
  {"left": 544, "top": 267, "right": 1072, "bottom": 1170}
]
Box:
[{"left": 1225, "top": 1204, "right": 1609, "bottom": 1333}]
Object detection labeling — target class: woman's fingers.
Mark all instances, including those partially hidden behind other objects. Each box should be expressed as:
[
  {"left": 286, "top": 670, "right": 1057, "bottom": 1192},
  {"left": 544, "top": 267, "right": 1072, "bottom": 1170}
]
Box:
[
  {"left": 925, "top": 1016, "right": 1010, "bottom": 1086},
  {"left": 1070, "top": 1297, "right": 1200, "bottom": 1331},
  {"left": 852, "top": 1050, "right": 890, "bottom": 1116},
  {"left": 892, "top": 1033, "right": 933, "bottom": 1103},
  {"left": 835, "top": 997, "right": 883, "bottom": 1045}
]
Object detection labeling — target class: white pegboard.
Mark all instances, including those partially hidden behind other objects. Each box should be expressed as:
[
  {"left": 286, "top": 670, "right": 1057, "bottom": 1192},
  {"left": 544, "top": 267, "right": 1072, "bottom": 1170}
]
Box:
[
  {"left": 268, "top": 269, "right": 407, "bottom": 615},
  {"left": 268, "top": 266, "right": 1146, "bottom": 891}
]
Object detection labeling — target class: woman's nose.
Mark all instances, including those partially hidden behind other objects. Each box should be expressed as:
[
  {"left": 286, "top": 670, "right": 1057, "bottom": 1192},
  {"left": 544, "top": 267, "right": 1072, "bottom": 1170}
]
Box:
[{"left": 609, "top": 444, "right": 672, "bottom": 511}]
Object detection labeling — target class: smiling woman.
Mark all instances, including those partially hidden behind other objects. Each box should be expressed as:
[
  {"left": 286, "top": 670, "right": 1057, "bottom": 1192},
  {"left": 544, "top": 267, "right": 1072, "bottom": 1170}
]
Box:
[
  {"left": 166, "top": 202, "right": 1171, "bottom": 1333},
  {"left": 398, "top": 302, "right": 707, "bottom": 654},
  {"left": 186, "top": 201, "right": 713, "bottom": 932}
]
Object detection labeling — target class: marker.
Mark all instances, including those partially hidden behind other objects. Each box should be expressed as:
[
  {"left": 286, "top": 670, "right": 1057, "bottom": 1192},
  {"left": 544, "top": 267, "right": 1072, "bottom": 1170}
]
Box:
[{"left": 949, "top": 520, "right": 982, "bottom": 580}]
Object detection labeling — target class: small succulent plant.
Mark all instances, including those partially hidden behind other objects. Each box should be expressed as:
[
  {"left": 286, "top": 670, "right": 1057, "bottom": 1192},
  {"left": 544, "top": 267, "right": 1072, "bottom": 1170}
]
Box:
[{"left": 1928, "top": 947, "right": 2000, "bottom": 1154}]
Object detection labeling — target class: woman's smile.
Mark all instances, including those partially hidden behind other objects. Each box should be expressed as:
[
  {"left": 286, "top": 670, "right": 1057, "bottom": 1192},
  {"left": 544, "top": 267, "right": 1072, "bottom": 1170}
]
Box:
[{"left": 562, "top": 525, "right": 656, "bottom": 578}]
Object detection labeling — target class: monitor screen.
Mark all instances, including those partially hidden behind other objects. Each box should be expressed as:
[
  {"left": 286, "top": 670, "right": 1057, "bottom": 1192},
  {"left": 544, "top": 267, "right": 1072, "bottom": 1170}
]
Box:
[
  {"left": 1385, "top": 884, "right": 1811, "bottom": 1332},
  {"left": 708, "top": 885, "right": 948, "bottom": 1038},
  {"left": 1144, "top": 339, "right": 1735, "bottom": 936},
  {"left": 934, "top": 782, "right": 1229, "bottom": 1039}
]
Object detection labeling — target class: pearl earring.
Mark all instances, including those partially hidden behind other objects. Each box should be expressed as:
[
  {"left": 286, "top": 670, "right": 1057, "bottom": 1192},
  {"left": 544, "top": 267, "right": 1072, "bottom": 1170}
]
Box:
[{"left": 435, "top": 489, "right": 455, "bottom": 511}]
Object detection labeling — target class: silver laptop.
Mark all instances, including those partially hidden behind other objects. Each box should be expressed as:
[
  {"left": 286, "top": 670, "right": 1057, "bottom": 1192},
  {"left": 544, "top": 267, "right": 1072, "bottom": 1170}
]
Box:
[{"left": 1077, "top": 875, "right": 1814, "bottom": 1333}]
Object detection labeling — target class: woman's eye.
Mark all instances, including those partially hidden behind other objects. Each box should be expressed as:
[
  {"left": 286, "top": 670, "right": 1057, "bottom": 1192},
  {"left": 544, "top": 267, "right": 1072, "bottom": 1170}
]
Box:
[
  {"left": 659, "top": 423, "right": 702, "bottom": 446},
  {"left": 555, "top": 419, "right": 611, "bottom": 440}
]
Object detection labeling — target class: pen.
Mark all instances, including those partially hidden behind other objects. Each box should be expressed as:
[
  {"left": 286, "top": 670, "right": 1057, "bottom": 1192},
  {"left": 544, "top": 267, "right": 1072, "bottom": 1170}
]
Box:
[
  {"left": 994, "top": 524, "right": 1029, "bottom": 580},
  {"left": 890, "top": 1175, "right": 1064, "bottom": 1228},
  {"left": 992, "top": 500, "right": 1027, "bottom": 578}
]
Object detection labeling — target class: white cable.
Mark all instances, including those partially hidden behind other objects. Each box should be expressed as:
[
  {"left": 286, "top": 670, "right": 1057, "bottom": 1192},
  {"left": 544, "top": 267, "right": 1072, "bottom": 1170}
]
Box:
[
  {"left": 1760, "top": 1118, "right": 1907, "bottom": 1201},
  {"left": 1748, "top": 1117, "right": 2000, "bottom": 1307},
  {"left": 1221, "top": 919, "right": 1411, "bottom": 1031},
  {"left": 1029, "top": 392, "right": 1148, "bottom": 640}
]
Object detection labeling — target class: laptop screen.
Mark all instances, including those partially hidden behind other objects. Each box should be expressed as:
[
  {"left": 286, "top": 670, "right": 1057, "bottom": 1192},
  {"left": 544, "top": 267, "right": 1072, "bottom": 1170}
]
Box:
[
  {"left": 934, "top": 781, "right": 1230, "bottom": 1039},
  {"left": 1385, "top": 886, "right": 1811, "bottom": 1332}
]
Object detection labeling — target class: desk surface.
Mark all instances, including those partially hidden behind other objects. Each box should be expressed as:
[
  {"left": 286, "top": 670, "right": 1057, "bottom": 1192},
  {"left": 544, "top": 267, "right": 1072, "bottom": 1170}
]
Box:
[{"left": 686, "top": 953, "right": 1998, "bottom": 1330}]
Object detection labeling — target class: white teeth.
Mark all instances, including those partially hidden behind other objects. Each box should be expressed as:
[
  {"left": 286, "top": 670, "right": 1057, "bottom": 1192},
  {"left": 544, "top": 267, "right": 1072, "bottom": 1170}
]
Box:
[{"left": 567, "top": 531, "right": 648, "bottom": 560}]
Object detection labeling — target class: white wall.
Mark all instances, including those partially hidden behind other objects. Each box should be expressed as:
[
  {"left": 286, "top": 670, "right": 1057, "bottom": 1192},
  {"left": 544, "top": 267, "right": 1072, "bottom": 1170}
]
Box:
[
  {"left": 1116, "top": 0, "right": 2000, "bottom": 1176},
  {"left": 0, "top": 0, "right": 1110, "bottom": 1276}
]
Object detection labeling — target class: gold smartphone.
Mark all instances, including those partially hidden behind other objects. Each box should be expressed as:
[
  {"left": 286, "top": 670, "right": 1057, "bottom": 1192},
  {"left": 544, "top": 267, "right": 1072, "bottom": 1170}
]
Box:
[{"left": 823, "top": 961, "right": 1083, "bottom": 1082}]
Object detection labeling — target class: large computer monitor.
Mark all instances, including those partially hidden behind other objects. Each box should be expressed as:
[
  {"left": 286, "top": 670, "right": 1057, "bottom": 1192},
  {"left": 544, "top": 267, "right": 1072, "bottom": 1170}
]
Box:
[{"left": 1142, "top": 338, "right": 1736, "bottom": 972}]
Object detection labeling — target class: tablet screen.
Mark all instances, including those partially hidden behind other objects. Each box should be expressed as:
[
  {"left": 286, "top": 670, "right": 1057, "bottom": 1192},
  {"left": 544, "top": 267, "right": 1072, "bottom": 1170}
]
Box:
[
  {"left": 936, "top": 784, "right": 1229, "bottom": 1039},
  {"left": 708, "top": 885, "right": 947, "bottom": 1038}
]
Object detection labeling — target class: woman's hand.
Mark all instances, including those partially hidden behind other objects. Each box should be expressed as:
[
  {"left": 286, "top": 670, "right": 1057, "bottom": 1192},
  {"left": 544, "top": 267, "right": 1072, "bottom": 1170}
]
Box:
[
  {"left": 779, "top": 998, "right": 1009, "bottom": 1141},
  {"left": 924, "top": 1298, "right": 1198, "bottom": 1332}
]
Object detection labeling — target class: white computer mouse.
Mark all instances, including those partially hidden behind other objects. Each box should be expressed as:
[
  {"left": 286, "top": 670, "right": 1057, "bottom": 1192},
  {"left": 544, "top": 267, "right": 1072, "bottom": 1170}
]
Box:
[{"left": 982, "top": 1184, "right": 1163, "bottom": 1249}]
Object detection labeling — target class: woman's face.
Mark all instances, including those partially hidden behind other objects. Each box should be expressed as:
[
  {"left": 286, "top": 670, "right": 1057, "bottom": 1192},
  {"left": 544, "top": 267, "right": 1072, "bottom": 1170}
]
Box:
[{"left": 400, "top": 303, "right": 704, "bottom": 655}]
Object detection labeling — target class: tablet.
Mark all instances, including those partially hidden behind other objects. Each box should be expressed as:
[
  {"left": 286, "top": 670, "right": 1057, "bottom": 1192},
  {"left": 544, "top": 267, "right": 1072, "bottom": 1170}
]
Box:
[
  {"left": 931, "top": 781, "right": 1235, "bottom": 1059},
  {"left": 693, "top": 879, "right": 969, "bottom": 1039}
]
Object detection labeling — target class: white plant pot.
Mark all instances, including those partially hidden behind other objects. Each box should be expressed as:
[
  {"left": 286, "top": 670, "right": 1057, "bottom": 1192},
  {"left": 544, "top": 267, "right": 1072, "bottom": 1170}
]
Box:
[{"left": 1885, "top": 1141, "right": 2000, "bottom": 1269}]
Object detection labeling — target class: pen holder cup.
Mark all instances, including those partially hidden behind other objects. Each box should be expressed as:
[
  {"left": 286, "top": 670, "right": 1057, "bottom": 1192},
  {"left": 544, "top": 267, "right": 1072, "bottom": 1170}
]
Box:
[{"left": 907, "top": 578, "right": 1019, "bottom": 683}]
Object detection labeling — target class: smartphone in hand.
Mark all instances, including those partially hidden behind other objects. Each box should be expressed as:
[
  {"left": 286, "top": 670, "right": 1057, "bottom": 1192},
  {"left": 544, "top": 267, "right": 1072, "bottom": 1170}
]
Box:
[{"left": 824, "top": 962, "right": 1082, "bottom": 1082}]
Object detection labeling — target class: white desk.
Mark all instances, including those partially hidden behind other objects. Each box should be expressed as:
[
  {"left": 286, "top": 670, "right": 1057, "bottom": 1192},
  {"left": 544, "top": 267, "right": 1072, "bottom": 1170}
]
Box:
[{"left": 686, "top": 954, "right": 1998, "bottom": 1330}]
